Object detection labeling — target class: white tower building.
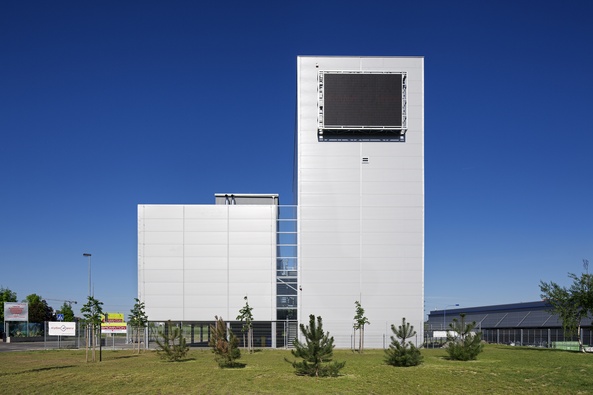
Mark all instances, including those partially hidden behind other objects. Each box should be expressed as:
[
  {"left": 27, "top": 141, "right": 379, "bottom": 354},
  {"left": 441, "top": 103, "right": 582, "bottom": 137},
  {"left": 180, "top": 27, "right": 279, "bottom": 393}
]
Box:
[
  {"left": 296, "top": 56, "right": 424, "bottom": 348},
  {"left": 138, "top": 56, "right": 424, "bottom": 349}
]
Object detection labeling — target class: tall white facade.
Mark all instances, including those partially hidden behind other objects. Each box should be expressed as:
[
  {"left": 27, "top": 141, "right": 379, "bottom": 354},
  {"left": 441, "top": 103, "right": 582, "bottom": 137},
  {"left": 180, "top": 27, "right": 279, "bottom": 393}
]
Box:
[
  {"left": 137, "top": 56, "right": 424, "bottom": 349},
  {"left": 296, "top": 56, "right": 424, "bottom": 347}
]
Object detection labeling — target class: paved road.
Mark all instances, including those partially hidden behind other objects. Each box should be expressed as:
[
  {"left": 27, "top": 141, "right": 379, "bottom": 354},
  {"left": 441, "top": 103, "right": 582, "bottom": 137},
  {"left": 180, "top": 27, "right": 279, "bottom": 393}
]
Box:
[{"left": 0, "top": 341, "right": 49, "bottom": 352}]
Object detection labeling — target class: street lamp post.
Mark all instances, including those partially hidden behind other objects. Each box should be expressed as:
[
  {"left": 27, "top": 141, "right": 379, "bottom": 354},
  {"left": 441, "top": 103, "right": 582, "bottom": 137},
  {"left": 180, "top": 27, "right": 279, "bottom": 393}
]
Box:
[
  {"left": 83, "top": 253, "right": 92, "bottom": 349},
  {"left": 83, "top": 253, "right": 92, "bottom": 297},
  {"left": 443, "top": 304, "right": 459, "bottom": 330}
]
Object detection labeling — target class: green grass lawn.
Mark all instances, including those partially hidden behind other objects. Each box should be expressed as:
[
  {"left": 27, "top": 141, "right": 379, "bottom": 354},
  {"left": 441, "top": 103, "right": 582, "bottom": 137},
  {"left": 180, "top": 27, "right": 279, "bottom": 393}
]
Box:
[{"left": 1, "top": 345, "right": 592, "bottom": 394}]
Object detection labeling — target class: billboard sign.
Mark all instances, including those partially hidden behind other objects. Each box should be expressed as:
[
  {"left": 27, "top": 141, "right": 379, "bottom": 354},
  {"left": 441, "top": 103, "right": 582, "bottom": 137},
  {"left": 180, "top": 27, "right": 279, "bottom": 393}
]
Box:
[
  {"left": 49, "top": 322, "right": 76, "bottom": 336},
  {"left": 101, "top": 323, "right": 128, "bottom": 334},
  {"left": 4, "top": 302, "right": 28, "bottom": 321}
]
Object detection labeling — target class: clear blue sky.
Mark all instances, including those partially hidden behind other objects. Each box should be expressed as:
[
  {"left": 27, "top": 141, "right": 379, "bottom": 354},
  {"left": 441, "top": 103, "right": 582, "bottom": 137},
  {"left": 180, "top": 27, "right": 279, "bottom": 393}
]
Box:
[{"left": 1, "top": 1, "right": 592, "bottom": 317}]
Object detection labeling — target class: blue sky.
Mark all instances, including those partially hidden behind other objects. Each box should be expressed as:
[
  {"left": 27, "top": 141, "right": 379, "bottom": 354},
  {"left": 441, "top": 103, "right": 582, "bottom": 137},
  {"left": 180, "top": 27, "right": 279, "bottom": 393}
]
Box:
[{"left": 1, "top": 1, "right": 592, "bottom": 317}]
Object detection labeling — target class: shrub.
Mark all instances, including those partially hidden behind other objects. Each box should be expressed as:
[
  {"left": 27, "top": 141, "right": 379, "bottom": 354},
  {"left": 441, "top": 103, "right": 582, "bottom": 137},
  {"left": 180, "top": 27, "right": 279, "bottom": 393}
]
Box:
[
  {"left": 286, "top": 314, "right": 345, "bottom": 377},
  {"left": 155, "top": 321, "right": 189, "bottom": 362},
  {"left": 385, "top": 317, "right": 423, "bottom": 367},
  {"left": 446, "top": 313, "right": 484, "bottom": 361},
  {"left": 209, "top": 316, "right": 242, "bottom": 368}
]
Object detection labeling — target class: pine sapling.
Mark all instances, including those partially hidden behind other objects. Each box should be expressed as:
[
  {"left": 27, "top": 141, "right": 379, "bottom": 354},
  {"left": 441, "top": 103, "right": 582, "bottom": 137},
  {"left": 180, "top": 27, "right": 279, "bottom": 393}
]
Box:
[{"left": 385, "top": 317, "right": 423, "bottom": 367}]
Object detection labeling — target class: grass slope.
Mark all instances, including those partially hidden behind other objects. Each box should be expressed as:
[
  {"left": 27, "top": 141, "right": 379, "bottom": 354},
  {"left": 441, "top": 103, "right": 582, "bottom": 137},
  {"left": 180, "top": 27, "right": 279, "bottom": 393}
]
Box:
[{"left": 1, "top": 345, "right": 592, "bottom": 394}]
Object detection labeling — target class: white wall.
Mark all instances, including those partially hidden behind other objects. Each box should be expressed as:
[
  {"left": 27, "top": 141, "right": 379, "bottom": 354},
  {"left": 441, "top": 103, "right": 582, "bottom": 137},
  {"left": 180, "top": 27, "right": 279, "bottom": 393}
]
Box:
[
  {"left": 138, "top": 204, "right": 277, "bottom": 322},
  {"left": 297, "top": 56, "right": 424, "bottom": 348}
]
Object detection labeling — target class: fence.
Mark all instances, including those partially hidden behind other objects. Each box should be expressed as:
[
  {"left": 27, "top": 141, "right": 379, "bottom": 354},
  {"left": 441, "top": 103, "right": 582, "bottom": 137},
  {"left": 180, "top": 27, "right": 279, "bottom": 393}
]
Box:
[{"left": 423, "top": 327, "right": 593, "bottom": 349}]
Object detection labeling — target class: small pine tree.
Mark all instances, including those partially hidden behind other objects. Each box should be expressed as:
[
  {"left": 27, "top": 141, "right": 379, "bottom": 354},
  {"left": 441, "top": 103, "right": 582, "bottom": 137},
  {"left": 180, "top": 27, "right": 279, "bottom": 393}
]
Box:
[
  {"left": 209, "top": 316, "right": 242, "bottom": 368},
  {"left": 385, "top": 318, "right": 423, "bottom": 367},
  {"left": 446, "top": 313, "right": 484, "bottom": 361},
  {"left": 286, "top": 314, "right": 345, "bottom": 377},
  {"left": 155, "top": 321, "right": 189, "bottom": 362}
]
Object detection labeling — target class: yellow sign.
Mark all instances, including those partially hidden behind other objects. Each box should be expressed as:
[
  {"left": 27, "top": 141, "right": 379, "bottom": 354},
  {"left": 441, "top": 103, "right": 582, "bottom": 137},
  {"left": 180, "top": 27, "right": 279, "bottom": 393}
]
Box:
[{"left": 101, "top": 312, "right": 125, "bottom": 323}]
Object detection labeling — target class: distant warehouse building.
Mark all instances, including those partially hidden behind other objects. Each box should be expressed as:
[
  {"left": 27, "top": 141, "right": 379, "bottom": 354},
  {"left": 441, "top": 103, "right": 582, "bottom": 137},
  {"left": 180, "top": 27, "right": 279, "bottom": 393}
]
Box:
[{"left": 427, "top": 301, "right": 593, "bottom": 347}]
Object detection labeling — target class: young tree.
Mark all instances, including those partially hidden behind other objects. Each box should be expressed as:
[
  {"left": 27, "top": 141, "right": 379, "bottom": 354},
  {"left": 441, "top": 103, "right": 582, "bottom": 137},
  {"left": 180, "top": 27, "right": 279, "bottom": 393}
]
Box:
[
  {"left": 0, "top": 287, "right": 17, "bottom": 322},
  {"left": 58, "top": 302, "right": 75, "bottom": 322},
  {"left": 353, "top": 300, "right": 370, "bottom": 353},
  {"left": 385, "top": 318, "right": 423, "bottom": 367},
  {"left": 80, "top": 296, "right": 104, "bottom": 362},
  {"left": 287, "top": 314, "right": 345, "bottom": 377},
  {"left": 209, "top": 316, "right": 241, "bottom": 368},
  {"left": 236, "top": 295, "right": 254, "bottom": 353},
  {"left": 25, "top": 294, "right": 55, "bottom": 324},
  {"left": 540, "top": 260, "right": 593, "bottom": 351},
  {"left": 445, "top": 313, "right": 483, "bottom": 361},
  {"left": 128, "top": 298, "right": 149, "bottom": 354},
  {"left": 155, "top": 321, "right": 189, "bottom": 362}
]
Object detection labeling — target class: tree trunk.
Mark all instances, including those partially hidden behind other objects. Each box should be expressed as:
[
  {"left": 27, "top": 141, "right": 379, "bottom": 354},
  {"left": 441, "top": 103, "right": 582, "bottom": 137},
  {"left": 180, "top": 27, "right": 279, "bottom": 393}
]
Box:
[{"left": 85, "top": 325, "right": 89, "bottom": 362}]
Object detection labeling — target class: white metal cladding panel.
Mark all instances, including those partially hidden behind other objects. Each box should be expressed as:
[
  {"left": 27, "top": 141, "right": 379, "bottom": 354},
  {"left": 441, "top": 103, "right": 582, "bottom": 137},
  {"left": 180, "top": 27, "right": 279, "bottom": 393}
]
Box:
[
  {"left": 300, "top": 219, "right": 361, "bottom": 233},
  {"left": 143, "top": 269, "right": 184, "bottom": 283},
  {"left": 183, "top": 256, "right": 227, "bottom": 268},
  {"left": 228, "top": 256, "right": 273, "bottom": 267},
  {"left": 228, "top": 269, "right": 272, "bottom": 283},
  {"left": 299, "top": 181, "right": 360, "bottom": 195},
  {"left": 359, "top": 169, "right": 423, "bottom": 183},
  {"left": 296, "top": 257, "right": 359, "bottom": 271},
  {"left": 296, "top": 206, "right": 360, "bottom": 220},
  {"left": 184, "top": 231, "right": 227, "bottom": 245},
  {"left": 228, "top": 219, "right": 273, "bottom": 232},
  {"left": 228, "top": 205, "right": 275, "bottom": 219},
  {"left": 361, "top": 232, "right": 423, "bottom": 245},
  {"left": 146, "top": 308, "right": 184, "bottom": 321},
  {"left": 184, "top": 244, "right": 228, "bottom": 257},
  {"left": 298, "top": 142, "right": 360, "bottom": 158},
  {"left": 299, "top": 167, "right": 361, "bottom": 183},
  {"left": 228, "top": 231, "right": 273, "bottom": 245},
  {"left": 143, "top": 231, "right": 184, "bottom": 245},
  {"left": 184, "top": 219, "right": 228, "bottom": 232},
  {"left": 299, "top": 231, "right": 360, "bottom": 245},
  {"left": 299, "top": 155, "right": 360, "bottom": 170},
  {"left": 362, "top": 181, "right": 423, "bottom": 195},
  {"left": 228, "top": 244, "right": 272, "bottom": 257},
  {"left": 300, "top": 270, "right": 361, "bottom": 284},
  {"left": 141, "top": 257, "right": 184, "bottom": 270},
  {"left": 184, "top": 269, "right": 228, "bottom": 283},
  {"left": 141, "top": 205, "right": 184, "bottom": 219},
  {"left": 184, "top": 283, "right": 229, "bottom": 296},
  {"left": 361, "top": 219, "right": 423, "bottom": 233},
  {"left": 301, "top": 284, "right": 361, "bottom": 299},
  {"left": 184, "top": 205, "right": 228, "bottom": 219},
  {"left": 361, "top": 207, "right": 423, "bottom": 220},
  {"left": 143, "top": 244, "right": 184, "bottom": 257},
  {"left": 362, "top": 194, "right": 423, "bottom": 207},
  {"left": 361, "top": 244, "right": 423, "bottom": 258},
  {"left": 361, "top": 257, "right": 424, "bottom": 269},
  {"left": 142, "top": 219, "right": 184, "bottom": 232},
  {"left": 361, "top": 269, "right": 423, "bottom": 284},
  {"left": 144, "top": 283, "right": 183, "bottom": 296},
  {"left": 185, "top": 307, "right": 228, "bottom": 320},
  {"left": 300, "top": 243, "right": 360, "bottom": 259},
  {"left": 299, "top": 194, "right": 361, "bottom": 207}
]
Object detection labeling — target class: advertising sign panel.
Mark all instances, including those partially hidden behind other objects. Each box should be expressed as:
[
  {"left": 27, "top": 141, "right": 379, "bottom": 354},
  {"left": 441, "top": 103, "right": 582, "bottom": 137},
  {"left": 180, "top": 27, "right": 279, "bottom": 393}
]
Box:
[
  {"left": 101, "top": 323, "right": 128, "bottom": 334},
  {"left": 49, "top": 322, "right": 76, "bottom": 336},
  {"left": 4, "top": 302, "right": 28, "bottom": 321}
]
